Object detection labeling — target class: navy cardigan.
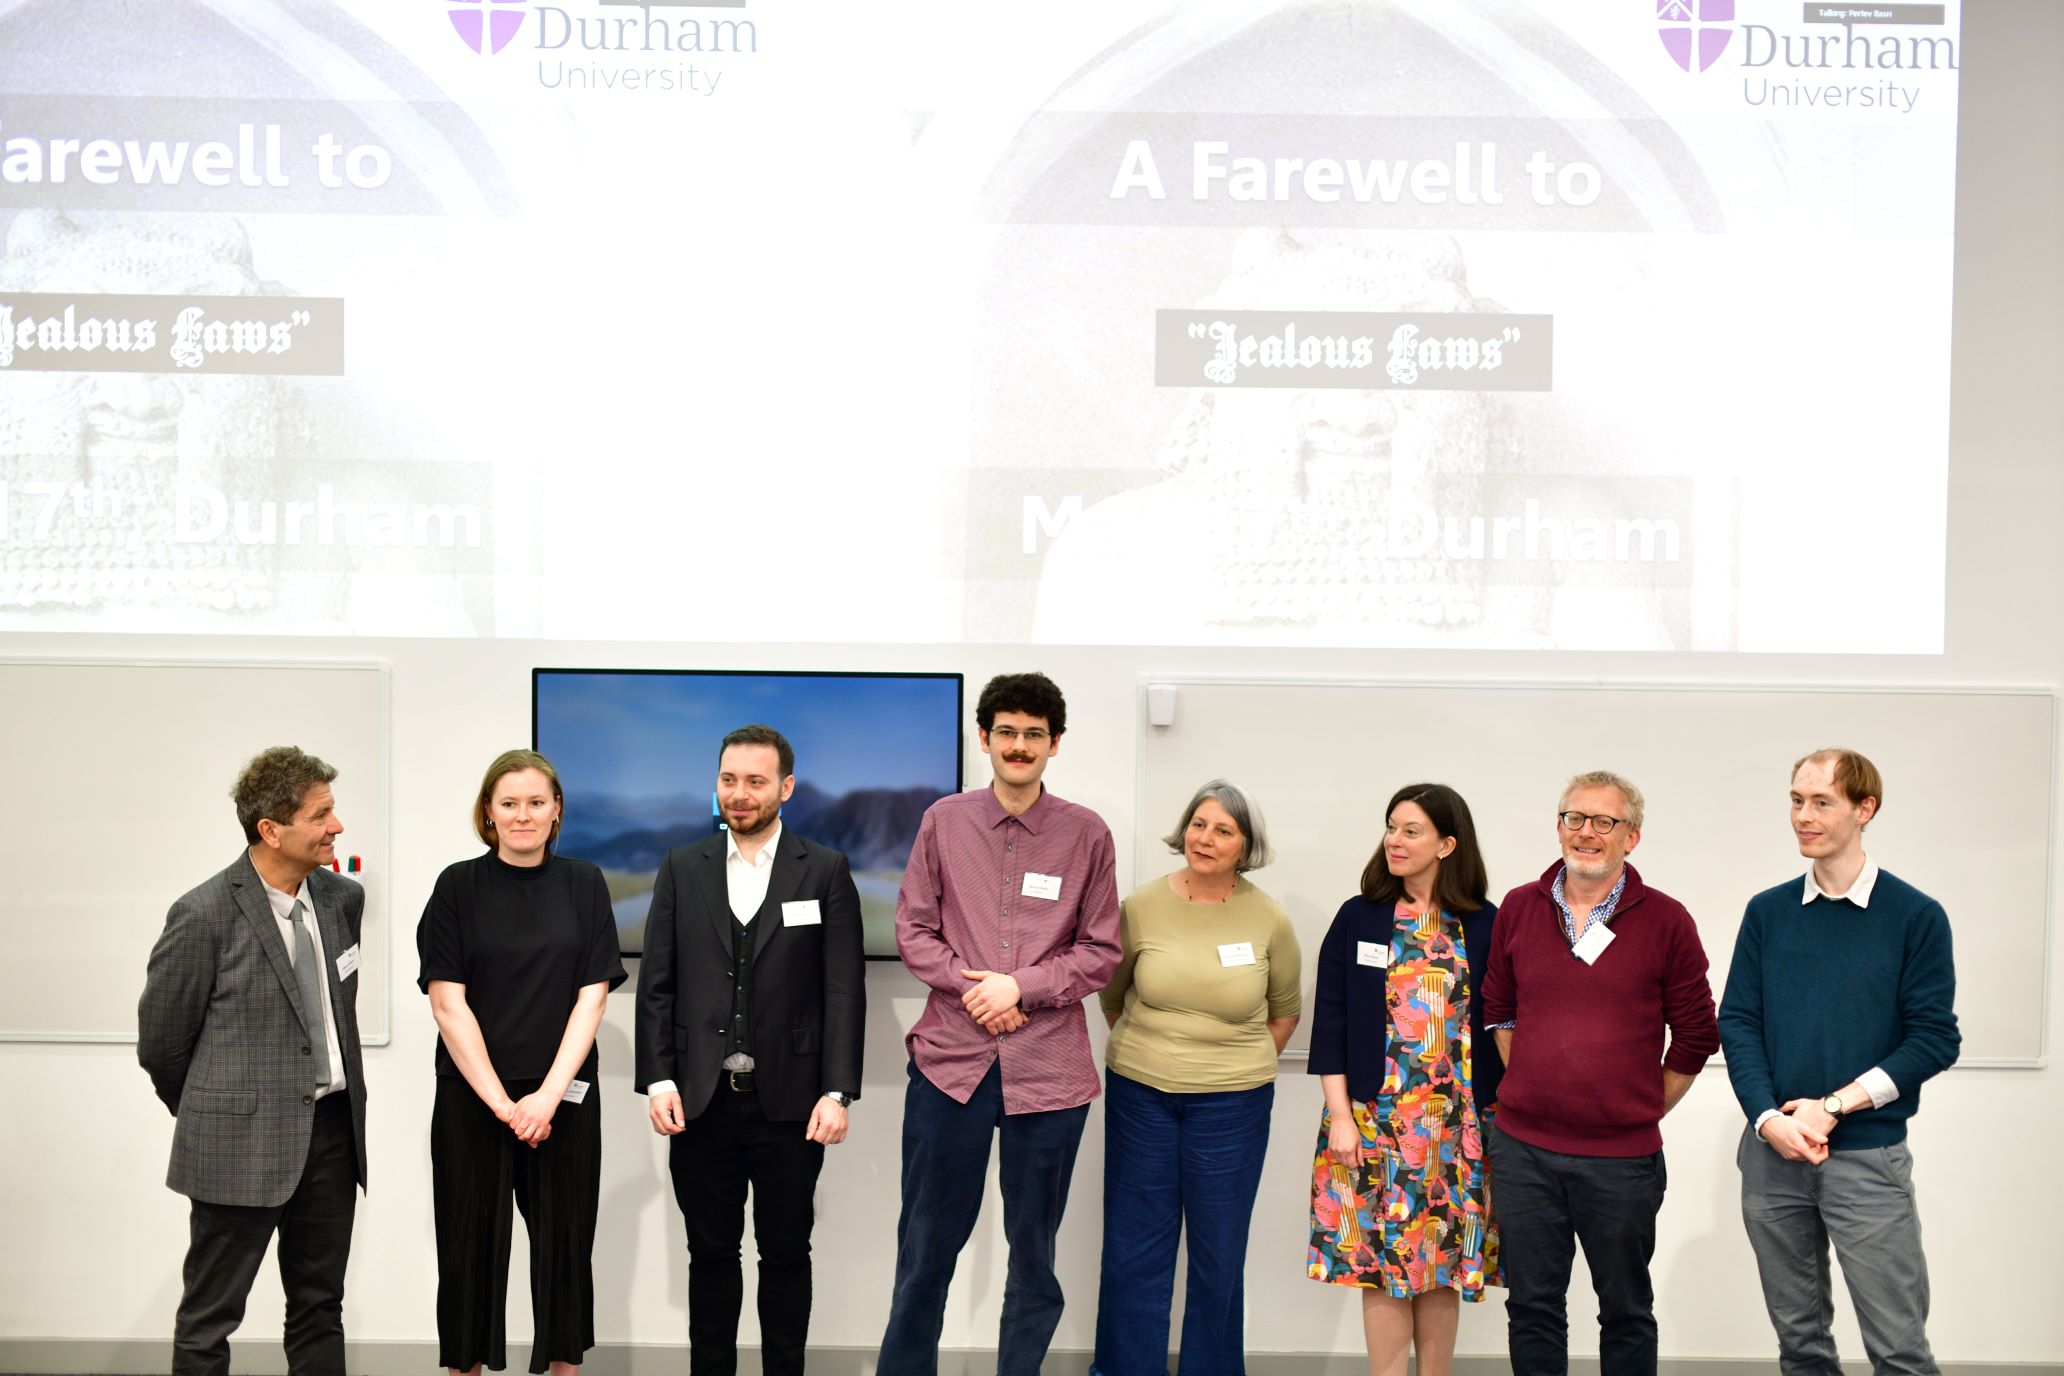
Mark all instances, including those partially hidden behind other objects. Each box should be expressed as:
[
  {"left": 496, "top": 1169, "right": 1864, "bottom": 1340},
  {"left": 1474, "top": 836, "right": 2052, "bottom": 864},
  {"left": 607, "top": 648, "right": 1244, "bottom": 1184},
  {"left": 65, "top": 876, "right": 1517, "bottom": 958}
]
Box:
[{"left": 1306, "top": 894, "right": 1504, "bottom": 1110}]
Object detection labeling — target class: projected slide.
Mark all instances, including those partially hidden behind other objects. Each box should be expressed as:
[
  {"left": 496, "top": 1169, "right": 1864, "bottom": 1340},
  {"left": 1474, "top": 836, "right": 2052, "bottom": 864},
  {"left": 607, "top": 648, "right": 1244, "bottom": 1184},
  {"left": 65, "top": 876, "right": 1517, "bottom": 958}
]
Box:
[{"left": 0, "top": 1, "right": 1960, "bottom": 651}]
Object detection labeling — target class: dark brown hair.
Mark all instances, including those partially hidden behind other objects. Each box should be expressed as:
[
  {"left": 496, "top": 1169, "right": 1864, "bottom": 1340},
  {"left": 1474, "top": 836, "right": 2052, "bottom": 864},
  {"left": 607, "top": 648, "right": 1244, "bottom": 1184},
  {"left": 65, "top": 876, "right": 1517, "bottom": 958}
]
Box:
[
  {"left": 233, "top": 746, "right": 338, "bottom": 844},
  {"left": 720, "top": 724, "right": 795, "bottom": 779},
  {"left": 1359, "top": 782, "right": 1490, "bottom": 914}
]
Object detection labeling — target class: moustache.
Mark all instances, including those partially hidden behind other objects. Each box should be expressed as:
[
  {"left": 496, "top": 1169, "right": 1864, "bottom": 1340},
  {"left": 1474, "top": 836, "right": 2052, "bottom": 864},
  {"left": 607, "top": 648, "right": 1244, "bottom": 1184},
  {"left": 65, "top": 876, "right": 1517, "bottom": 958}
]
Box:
[{"left": 1004, "top": 754, "right": 1036, "bottom": 764}]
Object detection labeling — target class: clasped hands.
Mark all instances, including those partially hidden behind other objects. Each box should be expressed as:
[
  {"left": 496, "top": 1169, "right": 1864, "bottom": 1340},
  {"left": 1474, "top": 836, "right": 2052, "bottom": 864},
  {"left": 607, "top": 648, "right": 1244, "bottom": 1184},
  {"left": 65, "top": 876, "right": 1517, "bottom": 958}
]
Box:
[
  {"left": 960, "top": 968, "right": 1026, "bottom": 1036},
  {"left": 1759, "top": 1097, "right": 1838, "bottom": 1164},
  {"left": 497, "top": 1089, "right": 558, "bottom": 1148}
]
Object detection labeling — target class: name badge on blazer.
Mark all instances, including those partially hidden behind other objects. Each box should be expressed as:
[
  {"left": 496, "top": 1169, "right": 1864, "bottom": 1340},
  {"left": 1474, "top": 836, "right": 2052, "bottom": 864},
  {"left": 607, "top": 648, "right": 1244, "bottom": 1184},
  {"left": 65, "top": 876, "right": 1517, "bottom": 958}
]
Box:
[
  {"left": 1356, "top": 940, "right": 1390, "bottom": 969},
  {"left": 335, "top": 943, "right": 362, "bottom": 980},
  {"left": 782, "top": 900, "right": 823, "bottom": 927}
]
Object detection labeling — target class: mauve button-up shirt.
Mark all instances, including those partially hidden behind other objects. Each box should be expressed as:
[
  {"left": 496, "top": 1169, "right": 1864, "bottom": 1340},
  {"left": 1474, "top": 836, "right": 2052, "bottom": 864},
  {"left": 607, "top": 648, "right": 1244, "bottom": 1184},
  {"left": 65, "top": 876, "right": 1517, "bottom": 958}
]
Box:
[{"left": 896, "top": 786, "right": 1121, "bottom": 1114}]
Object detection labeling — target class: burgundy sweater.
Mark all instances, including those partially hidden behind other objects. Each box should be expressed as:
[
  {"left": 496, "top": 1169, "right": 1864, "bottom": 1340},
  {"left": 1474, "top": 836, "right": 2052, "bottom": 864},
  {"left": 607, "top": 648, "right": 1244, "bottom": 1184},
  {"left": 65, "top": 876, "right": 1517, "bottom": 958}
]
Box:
[{"left": 1479, "top": 862, "right": 1719, "bottom": 1157}]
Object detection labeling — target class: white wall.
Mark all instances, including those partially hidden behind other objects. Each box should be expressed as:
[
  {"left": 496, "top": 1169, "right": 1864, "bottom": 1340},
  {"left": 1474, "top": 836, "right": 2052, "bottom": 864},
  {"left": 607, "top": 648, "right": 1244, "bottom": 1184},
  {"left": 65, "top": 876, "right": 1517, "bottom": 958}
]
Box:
[{"left": 3, "top": 1, "right": 2060, "bottom": 1367}]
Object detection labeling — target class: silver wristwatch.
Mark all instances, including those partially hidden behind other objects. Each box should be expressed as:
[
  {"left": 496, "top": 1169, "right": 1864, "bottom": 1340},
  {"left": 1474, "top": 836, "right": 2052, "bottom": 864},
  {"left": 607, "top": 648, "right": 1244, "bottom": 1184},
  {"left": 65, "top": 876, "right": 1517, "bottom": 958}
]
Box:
[{"left": 825, "top": 1091, "right": 852, "bottom": 1107}]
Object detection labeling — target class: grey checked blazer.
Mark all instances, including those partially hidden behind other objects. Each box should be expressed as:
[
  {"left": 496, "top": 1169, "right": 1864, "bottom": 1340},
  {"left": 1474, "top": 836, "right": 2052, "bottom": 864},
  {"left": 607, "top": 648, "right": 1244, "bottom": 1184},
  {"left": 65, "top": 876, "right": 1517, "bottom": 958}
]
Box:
[{"left": 138, "top": 850, "right": 369, "bottom": 1207}]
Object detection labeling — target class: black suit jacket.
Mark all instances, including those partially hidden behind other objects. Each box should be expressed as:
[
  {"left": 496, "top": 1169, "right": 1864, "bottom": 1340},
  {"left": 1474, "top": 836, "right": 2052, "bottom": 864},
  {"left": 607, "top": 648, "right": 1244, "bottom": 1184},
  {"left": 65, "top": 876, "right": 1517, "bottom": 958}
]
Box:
[{"left": 634, "top": 827, "right": 865, "bottom": 1122}]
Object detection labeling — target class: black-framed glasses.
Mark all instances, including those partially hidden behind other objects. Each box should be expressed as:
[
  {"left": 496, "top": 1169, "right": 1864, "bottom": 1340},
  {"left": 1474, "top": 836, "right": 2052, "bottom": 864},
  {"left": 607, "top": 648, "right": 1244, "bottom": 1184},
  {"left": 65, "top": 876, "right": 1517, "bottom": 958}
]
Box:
[
  {"left": 988, "top": 726, "right": 1051, "bottom": 744},
  {"left": 1557, "top": 810, "right": 1627, "bottom": 835}
]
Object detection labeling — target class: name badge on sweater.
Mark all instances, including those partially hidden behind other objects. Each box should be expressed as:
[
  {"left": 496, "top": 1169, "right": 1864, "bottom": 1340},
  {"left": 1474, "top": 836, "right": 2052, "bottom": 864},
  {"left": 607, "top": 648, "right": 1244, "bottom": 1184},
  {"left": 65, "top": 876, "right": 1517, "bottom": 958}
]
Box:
[
  {"left": 782, "top": 900, "right": 823, "bottom": 927},
  {"left": 335, "top": 943, "right": 361, "bottom": 981},
  {"left": 562, "top": 1079, "right": 590, "bottom": 1104},
  {"left": 1356, "top": 940, "right": 1390, "bottom": 969},
  {"left": 1022, "top": 872, "right": 1062, "bottom": 901},
  {"left": 1571, "top": 921, "right": 1616, "bottom": 965},
  {"left": 1218, "top": 941, "right": 1256, "bottom": 967}
]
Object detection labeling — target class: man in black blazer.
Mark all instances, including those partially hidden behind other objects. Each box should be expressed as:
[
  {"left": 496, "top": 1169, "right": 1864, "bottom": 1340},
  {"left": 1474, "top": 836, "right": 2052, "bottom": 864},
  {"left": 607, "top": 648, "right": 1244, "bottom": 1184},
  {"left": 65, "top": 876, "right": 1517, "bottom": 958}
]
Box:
[
  {"left": 636, "top": 723, "right": 866, "bottom": 1376},
  {"left": 138, "top": 747, "right": 368, "bottom": 1376}
]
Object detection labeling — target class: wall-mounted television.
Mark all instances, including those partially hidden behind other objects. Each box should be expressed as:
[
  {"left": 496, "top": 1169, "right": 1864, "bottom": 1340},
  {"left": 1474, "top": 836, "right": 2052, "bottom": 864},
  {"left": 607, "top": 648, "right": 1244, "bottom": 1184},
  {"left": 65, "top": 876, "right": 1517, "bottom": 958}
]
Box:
[{"left": 532, "top": 668, "right": 965, "bottom": 959}]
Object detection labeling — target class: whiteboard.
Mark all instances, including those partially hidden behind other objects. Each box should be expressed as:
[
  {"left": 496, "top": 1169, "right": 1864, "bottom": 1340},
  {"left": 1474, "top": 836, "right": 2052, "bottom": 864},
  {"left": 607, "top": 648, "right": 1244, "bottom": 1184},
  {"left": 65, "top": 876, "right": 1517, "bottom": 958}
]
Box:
[
  {"left": 1137, "top": 679, "right": 2052, "bottom": 1066},
  {"left": 0, "top": 659, "right": 391, "bottom": 1044}
]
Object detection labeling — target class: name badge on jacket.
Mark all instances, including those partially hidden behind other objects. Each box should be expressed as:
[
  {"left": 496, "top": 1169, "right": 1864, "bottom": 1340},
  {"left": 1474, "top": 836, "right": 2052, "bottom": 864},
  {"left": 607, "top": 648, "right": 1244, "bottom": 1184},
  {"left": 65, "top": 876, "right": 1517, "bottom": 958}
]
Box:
[
  {"left": 1356, "top": 940, "right": 1390, "bottom": 969},
  {"left": 782, "top": 900, "right": 823, "bottom": 927},
  {"left": 335, "top": 943, "right": 362, "bottom": 980}
]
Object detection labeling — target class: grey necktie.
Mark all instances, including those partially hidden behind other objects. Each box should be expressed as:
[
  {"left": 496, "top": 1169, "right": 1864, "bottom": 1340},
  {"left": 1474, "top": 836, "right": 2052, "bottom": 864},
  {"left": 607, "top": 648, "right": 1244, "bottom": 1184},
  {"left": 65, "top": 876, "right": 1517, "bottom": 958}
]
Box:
[{"left": 289, "top": 900, "right": 333, "bottom": 1090}]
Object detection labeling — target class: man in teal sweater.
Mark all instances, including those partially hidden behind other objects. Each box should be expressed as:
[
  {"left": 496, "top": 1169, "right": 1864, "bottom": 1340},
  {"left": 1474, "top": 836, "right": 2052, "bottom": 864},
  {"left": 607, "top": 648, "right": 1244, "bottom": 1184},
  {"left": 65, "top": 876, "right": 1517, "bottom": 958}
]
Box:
[{"left": 1718, "top": 749, "right": 1959, "bottom": 1376}]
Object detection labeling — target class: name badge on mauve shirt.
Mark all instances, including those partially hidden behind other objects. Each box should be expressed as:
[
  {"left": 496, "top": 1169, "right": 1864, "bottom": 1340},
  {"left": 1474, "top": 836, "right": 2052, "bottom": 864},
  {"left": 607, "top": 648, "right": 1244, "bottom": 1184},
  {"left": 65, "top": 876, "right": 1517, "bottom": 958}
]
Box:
[
  {"left": 782, "top": 900, "right": 823, "bottom": 927},
  {"left": 1572, "top": 921, "right": 1616, "bottom": 965},
  {"left": 1356, "top": 940, "right": 1389, "bottom": 969},
  {"left": 1218, "top": 941, "right": 1256, "bottom": 967},
  {"left": 1021, "top": 872, "right": 1062, "bottom": 901}
]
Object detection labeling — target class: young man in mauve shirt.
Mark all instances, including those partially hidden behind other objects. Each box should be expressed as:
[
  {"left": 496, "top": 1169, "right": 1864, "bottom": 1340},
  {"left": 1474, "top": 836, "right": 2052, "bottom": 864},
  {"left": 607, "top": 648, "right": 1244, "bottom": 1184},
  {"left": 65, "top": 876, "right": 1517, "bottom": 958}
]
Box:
[
  {"left": 876, "top": 672, "right": 1121, "bottom": 1376},
  {"left": 1479, "top": 769, "right": 1719, "bottom": 1376}
]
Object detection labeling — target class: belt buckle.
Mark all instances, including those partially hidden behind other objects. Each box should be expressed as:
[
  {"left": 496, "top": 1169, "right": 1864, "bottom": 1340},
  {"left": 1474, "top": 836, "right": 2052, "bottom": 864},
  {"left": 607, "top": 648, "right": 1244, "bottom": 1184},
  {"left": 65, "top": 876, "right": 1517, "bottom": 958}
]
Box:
[{"left": 728, "top": 1070, "right": 751, "bottom": 1092}]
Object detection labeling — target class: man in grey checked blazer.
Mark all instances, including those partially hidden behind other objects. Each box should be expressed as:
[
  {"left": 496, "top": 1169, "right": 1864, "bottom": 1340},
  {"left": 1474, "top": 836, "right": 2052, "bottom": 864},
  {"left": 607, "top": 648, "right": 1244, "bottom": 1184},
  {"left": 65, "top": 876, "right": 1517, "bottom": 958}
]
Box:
[{"left": 139, "top": 747, "right": 369, "bottom": 1376}]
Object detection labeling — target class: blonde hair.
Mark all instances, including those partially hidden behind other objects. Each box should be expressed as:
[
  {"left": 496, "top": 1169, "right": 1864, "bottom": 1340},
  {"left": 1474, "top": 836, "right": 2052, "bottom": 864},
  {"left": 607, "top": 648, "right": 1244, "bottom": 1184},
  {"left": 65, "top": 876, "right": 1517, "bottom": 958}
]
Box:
[{"left": 1560, "top": 769, "right": 1645, "bottom": 830}]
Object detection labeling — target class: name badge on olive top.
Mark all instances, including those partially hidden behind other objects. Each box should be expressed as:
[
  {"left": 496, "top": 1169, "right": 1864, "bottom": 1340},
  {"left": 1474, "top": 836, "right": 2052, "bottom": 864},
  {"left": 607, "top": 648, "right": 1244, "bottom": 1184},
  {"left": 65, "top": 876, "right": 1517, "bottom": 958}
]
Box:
[
  {"left": 1022, "top": 872, "right": 1062, "bottom": 900},
  {"left": 782, "top": 900, "right": 822, "bottom": 927},
  {"left": 1572, "top": 921, "right": 1616, "bottom": 965},
  {"left": 1218, "top": 941, "right": 1256, "bottom": 967},
  {"left": 1356, "top": 940, "right": 1390, "bottom": 969}
]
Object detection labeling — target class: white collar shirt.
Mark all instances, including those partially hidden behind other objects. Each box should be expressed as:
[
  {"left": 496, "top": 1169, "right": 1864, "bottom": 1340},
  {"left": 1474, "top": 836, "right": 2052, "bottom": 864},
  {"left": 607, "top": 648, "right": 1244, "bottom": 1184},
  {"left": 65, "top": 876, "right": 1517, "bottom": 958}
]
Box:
[
  {"left": 724, "top": 820, "right": 783, "bottom": 925},
  {"left": 262, "top": 876, "right": 348, "bottom": 1096},
  {"left": 1802, "top": 854, "right": 1880, "bottom": 907}
]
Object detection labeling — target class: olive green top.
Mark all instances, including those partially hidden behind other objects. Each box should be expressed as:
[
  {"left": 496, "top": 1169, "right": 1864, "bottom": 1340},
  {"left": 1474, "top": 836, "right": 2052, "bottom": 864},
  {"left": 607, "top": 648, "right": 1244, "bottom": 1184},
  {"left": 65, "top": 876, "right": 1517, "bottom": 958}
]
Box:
[{"left": 1100, "top": 874, "right": 1303, "bottom": 1094}]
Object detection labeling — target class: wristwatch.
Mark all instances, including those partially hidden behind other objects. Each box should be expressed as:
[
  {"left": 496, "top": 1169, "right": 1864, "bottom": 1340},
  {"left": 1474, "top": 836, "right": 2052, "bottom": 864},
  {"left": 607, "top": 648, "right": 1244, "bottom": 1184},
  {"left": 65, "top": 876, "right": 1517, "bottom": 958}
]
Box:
[
  {"left": 825, "top": 1091, "right": 852, "bottom": 1107},
  {"left": 1821, "top": 1093, "right": 1846, "bottom": 1119}
]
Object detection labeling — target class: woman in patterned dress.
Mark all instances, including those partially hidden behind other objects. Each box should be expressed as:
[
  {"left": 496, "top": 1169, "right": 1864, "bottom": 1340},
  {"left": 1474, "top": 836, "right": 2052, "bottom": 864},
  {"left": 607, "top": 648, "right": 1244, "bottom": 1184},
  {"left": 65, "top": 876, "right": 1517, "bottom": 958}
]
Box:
[{"left": 1306, "top": 783, "right": 1503, "bottom": 1376}]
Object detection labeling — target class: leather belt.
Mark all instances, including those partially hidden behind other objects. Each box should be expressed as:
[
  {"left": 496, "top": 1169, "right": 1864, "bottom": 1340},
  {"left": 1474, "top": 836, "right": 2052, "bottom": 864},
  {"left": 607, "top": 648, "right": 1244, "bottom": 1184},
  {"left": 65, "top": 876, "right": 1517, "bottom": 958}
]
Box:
[{"left": 726, "top": 1070, "right": 756, "bottom": 1093}]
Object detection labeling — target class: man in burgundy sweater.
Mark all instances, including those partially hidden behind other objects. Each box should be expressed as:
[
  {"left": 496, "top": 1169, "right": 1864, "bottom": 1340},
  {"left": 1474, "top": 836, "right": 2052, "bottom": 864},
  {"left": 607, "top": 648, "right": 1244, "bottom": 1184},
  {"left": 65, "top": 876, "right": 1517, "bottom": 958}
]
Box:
[{"left": 1480, "top": 770, "right": 1719, "bottom": 1376}]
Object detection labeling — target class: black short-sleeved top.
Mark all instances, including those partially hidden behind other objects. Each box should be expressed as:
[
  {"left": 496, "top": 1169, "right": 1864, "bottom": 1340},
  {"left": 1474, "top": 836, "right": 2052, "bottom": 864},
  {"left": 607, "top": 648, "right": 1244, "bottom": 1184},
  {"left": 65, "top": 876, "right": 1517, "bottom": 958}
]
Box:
[{"left": 416, "top": 851, "right": 628, "bottom": 1082}]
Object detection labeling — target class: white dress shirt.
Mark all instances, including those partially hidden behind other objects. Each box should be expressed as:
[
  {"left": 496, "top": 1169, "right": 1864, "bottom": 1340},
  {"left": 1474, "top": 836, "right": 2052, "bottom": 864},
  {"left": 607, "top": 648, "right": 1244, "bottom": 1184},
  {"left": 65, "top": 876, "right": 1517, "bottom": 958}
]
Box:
[{"left": 262, "top": 877, "right": 348, "bottom": 1097}]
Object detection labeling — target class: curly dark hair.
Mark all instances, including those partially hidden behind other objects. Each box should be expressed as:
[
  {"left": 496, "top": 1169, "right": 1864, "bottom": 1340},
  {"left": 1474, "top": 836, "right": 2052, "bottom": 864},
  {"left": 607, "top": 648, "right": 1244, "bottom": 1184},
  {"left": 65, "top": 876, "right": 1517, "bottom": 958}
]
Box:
[
  {"left": 232, "top": 746, "right": 339, "bottom": 844},
  {"left": 975, "top": 672, "right": 1067, "bottom": 738}
]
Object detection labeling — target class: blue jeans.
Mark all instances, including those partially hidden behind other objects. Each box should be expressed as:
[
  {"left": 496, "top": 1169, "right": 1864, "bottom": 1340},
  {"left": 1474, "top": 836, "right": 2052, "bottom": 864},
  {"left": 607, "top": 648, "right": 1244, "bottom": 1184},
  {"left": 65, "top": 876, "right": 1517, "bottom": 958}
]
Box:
[
  {"left": 1092, "top": 1070, "right": 1275, "bottom": 1376},
  {"left": 877, "top": 1059, "right": 1091, "bottom": 1376}
]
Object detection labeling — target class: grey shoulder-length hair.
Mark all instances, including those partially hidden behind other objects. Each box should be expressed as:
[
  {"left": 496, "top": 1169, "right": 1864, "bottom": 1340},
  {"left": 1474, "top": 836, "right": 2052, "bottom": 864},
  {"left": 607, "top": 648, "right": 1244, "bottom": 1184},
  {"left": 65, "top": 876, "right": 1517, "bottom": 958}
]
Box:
[{"left": 1162, "top": 778, "right": 1274, "bottom": 872}]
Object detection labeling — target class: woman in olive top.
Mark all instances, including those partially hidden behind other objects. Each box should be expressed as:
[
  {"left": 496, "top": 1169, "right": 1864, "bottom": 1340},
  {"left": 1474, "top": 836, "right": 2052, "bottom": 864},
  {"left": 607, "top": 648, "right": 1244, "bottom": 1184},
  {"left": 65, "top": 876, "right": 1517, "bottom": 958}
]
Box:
[
  {"left": 417, "top": 750, "right": 627, "bottom": 1376},
  {"left": 1306, "top": 782, "right": 1502, "bottom": 1376},
  {"left": 1092, "top": 779, "right": 1302, "bottom": 1376}
]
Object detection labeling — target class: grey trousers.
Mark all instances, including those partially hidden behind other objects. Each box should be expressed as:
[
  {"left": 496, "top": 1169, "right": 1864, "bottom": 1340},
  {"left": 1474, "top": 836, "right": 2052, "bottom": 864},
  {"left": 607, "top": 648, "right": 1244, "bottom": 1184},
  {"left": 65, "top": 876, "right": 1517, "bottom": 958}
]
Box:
[{"left": 1735, "top": 1125, "right": 1939, "bottom": 1376}]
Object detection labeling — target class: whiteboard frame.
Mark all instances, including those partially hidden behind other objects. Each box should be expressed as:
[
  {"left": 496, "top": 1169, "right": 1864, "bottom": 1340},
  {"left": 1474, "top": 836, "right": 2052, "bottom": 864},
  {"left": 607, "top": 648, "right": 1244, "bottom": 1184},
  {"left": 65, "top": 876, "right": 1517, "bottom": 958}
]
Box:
[
  {"left": 0, "top": 655, "right": 394, "bottom": 1047},
  {"left": 1135, "top": 675, "right": 2056, "bottom": 1070}
]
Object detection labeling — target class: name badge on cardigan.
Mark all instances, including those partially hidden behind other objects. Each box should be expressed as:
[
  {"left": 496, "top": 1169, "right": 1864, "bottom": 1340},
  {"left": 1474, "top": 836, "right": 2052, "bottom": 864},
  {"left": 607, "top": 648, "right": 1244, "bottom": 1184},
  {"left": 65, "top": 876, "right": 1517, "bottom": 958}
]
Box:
[
  {"left": 1572, "top": 921, "right": 1616, "bottom": 965},
  {"left": 1356, "top": 940, "right": 1390, "bottom": 968},
  {"left": 782, "top": 900, "right": 823, "bottom": 927}
]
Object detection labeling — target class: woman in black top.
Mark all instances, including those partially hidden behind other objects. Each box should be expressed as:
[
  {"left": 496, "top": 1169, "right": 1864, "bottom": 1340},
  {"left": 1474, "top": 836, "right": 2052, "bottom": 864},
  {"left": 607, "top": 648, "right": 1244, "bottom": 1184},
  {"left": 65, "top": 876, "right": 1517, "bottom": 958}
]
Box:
[{"left": 418, "top": 749, "right": 626, "bottom": 1376}]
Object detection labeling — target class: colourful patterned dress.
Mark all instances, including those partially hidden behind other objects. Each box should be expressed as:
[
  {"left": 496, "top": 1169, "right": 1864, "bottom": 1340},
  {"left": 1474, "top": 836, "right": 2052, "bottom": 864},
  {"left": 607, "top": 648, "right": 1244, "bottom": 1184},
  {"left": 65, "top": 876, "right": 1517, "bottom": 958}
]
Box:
[{"left": 1306, "top": 903, "right": 1499, "bottom": 1297}]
